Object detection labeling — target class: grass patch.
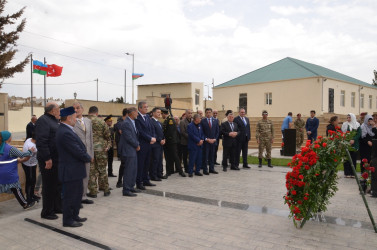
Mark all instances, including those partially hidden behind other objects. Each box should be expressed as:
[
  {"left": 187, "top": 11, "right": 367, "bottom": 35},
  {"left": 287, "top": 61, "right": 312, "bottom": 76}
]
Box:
[{"left": 243, "top": 156, "right": 361, "bottom": 172}]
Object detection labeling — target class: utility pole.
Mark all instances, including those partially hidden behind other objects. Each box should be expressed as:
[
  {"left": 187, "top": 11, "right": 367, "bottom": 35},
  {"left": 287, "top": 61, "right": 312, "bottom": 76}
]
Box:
[
  {"left": 124, "top": 69, "right": 127, "bottom": 103},
  {"left": 44, "top": 57, "right": 47, "bottom": 107},
  {"left": 95, "top": 78, "right": 98, "bottom": 101},
  {"left": 30, "top": 54, "right": 33, "bottom": 116},
  {"left": 126, "top": 53, "right": 135, "bottom": 103}
]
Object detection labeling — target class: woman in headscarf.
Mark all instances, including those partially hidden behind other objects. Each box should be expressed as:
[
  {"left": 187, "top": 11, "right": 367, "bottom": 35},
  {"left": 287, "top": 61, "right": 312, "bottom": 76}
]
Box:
[
  {"left": 0, "top": 131, "right": 36, "bottom": 209},
  {"left": 359, "top": 115, "right": 375, "bottom": 173},
  {"left": 341, "top": 113, "right": 361, "bottom": 178}
]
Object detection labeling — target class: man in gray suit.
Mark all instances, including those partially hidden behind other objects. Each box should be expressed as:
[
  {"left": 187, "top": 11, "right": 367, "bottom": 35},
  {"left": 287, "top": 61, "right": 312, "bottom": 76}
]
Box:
[
  {"left": 120, "top": 107, "right": 140, "bottom": 197},
  {"left": 73, "top": 102, "right": 94, "bottom": 204}
]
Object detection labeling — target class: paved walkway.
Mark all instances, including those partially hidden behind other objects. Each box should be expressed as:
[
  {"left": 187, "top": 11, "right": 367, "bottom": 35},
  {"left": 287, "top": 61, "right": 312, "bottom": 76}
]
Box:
[{"left": 1, "top": 152, "right": 377, "bottom": 249}]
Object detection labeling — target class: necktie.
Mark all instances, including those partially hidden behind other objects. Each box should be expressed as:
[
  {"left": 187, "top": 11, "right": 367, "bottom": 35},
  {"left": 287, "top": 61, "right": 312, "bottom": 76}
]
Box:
[
  {"left": 79, "top": 119, "right": 85, "bottom": 131},
  {"left": 230, "top": 122, "right": 234, "bottom": 131},
  {"left": 242, "top": 117, "right": 247, "bottom": 126},
  {"left": 208, "top": 118, "right": 211, "bottom": 129}
]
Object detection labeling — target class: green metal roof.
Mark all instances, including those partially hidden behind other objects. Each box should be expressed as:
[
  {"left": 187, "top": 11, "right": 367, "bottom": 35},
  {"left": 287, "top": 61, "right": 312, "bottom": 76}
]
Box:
[{"left": 215, "top": 57, "right": 376, "bottom": 89}]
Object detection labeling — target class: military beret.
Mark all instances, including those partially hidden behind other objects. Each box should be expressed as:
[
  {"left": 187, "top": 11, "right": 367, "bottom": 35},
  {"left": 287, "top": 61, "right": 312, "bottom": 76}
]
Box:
[
  {"left": 60, "top": 106, "right": 75, "bottom": 117},
  {"left": 161, "top": 108, "right": 169, "bottom": 114},
  {"left": 104, "top": 115, "right": 112, "bottom": 122}
]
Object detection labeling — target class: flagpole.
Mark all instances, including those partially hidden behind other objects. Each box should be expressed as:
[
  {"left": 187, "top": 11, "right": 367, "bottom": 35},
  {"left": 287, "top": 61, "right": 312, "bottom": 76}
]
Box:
[
  {"left": 44, "top": 57, "right": 47, "bottom": 107},
  {"left": 125, "top": 52, "right": 135, "bottom": 104},
  {"left": 124, "top": 69, "right": 127, "bottom": 103},
  {"left": 30, "top": 54, "right": 33, "bottom": 116}
]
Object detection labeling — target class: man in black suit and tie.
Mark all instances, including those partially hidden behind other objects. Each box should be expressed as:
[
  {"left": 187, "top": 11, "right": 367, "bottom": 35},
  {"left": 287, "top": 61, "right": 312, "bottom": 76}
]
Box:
[
  {"left": 119, "top": 107, "right": 140, "bottom": 197},
  {"left": 56, "top": 107, "right": 92, "bottom": 227},
  {"left": 26, "top": 115, "right": 37, "bottom": 140},
  {"left": 150, "top": 107, "right": 165, "bottom": 181},
  {"left": 200, "top": 108, "right": 219, "bottom": 174},
  {"left": 221, "top": 112, "right": 240, "bottom": 171},
  {"left": 234, "top": 108, "right": 251, "bottom": 169},
  {"left": 135, "top": 102, "right": 157, "bottom": 190}
]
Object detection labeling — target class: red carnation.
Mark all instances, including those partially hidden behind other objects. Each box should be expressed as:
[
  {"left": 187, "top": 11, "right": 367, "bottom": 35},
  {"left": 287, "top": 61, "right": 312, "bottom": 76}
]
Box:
[
  {"left": 303, "top": 196, "right": 308, "bottom": 200},
  {"left": 370, "top": 167, "right": 375, "bottom": 173},
  {"left": 322, "top": 143, "right": 327, "bottom": 147},
  {"left": 334, "top": 159, "right": 338, "bottom": 162},
  {"left": 314, "top": 144, "right": 320, "bottom": 149},
  {"left": 299, "top": 175, "right": 304, "bottom": 179},
  {"left": 297, "top": 200, "right": 302, "bottom": 204},
  {"left": 291, "top": 190, "right": 297, "bottom": 195},
  {"left": 305, "top": 165, "right": 310, "bottom": 170},
  {"left": 315, "top": 173, "right": 319, "bottom": 176},
  {"left": 362, "top": 172, "right": 369, "bottom": 179},
  {"left": 305, "top": 193, "right": 309, "bottom": 196},
  {"left": 362, "top": 158, "right": 368, "bottom": 163}
]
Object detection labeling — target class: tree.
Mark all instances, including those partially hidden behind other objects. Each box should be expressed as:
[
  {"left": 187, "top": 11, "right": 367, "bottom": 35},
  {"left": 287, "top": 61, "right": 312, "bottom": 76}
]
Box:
[
  {"left": 115, "top": 96, "right": 124, "bottom": 103},
  {"left": 0, "top": 0, "right": 28, "bottom": 85},
  {"left": 373, "top": 70, "right": 377, "bottom": 86}
]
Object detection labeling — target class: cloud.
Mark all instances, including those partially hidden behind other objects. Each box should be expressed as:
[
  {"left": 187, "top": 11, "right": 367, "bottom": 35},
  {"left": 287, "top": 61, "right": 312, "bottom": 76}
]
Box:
[
  {"left": 187, "top": 0, "right": 214, "bottom": 7},
  {"left": 270, "top": 6, "right": 310, "bottom": 16}
]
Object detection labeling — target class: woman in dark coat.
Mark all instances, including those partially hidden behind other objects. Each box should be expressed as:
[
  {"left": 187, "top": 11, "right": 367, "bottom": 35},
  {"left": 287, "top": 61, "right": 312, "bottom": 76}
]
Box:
[
  {"left": 326, "top": 116, "right": 339, "bottom": 137},
  {"left": 359, "top": 115, "right": 374, "bottom": 173}
]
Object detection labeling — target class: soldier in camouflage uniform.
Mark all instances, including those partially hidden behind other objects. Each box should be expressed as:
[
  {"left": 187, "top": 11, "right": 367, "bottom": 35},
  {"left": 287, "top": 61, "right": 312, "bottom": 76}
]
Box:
[
  {"left": 294, "top": 113, "right": 306, "bottom": 151},
  {"left": 256, "top": 110, "right": 274, "bottom": 168},
  {"left": 87, "top": 106, "right": 112, "bottom": 197}
]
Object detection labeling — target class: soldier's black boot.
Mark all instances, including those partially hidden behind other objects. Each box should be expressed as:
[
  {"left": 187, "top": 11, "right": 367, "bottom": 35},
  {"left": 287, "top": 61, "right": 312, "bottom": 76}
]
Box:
[
  {"left": 258, "top": 158, "right": 262, "bottom": 168},
  {"left": 268, "top": 159, "right": 273, "bottom": 168}
]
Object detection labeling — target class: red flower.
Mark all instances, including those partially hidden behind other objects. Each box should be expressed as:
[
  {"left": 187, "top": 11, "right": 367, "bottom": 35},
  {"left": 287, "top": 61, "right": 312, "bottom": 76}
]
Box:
[
  {"left": 297, "top": 200, "right": 302, "bottom": 204},
  {"left": 318, "top": 136, "right": 323, "bottom": 140},
  {"left": 314, "top": 144, "right": 320, "bottom": 149},
  {"left": 303, "top": 196, "right": 308, "bottom": 200},
  {"left": 281, "top": 142, "right": 285, "bottom": 147},
  {"left": 362, "top": 172, "right": 369, "bottom": 179},
  {"left": 291, "top": 190, "right": 297, "bottom": 195},
  {"left": 334, "top": 159, "right": 338, "bottom": 162},
  {"left": 370, "top": 167, "right": 375, "bottom": 173},
  {"left": 299, "top": 175, "right": 304, "bottom": 179},
  {"left": 362, "top": 158, "right": 368, "bottom": 163},
  {"left": 315, "top": 173, "right": 319, "bottom": 176},
  {"left": 305, "top": 165, "right": 310, "bottom": 170},
  {"left": 322, "top": 143, "right": 327, "bottom": 147},
  {"left": 305, "top": 193, "right": 309, "bottom": 196}
]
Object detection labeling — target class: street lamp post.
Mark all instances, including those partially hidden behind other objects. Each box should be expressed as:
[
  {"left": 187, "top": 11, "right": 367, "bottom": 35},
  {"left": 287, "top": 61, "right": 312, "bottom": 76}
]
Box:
[{"left": 126, "top": 52, "right": 135, "bottom": 104}]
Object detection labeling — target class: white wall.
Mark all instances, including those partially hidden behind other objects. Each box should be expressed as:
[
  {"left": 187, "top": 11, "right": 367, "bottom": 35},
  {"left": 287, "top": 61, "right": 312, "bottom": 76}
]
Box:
[{"left": 8, "top": 107, "right": 45, "bottom": 134}]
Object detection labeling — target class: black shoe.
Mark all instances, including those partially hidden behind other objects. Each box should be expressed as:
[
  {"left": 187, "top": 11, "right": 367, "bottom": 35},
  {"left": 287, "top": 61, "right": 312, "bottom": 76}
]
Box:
[
  {"left": 137, "top": 184, "right": 146, "bottom": 190},
  {"left": 99, "top": 187, "right": 113, "bottom": 191},
  {"left": 74, "top": 217, "right": 87, "bottom": 222},
  {"left": 123, "top": 191, "right": 137, "bottom": 197},
  {"left": 209, "top": 170, "right": 218, "bottom": 174},
  {"left": 104, "top": 191, "right": 111, "bottom": 197},
  {"left": 267, "top": 159, "right": 273, "bottom": 168},
  {"left": 195, "top": 172, "right": 203, "bottom": 176},
  {"left": 130, "top": 189, "right": 140, "bottom": 193},
  {"left": 231, "top": 167, "right": 240, "bottom": 170},
  {"left": 258, "top": 158, "right": 262, "bottom": 168},
  {"left": 108, "top": 174, "right": 117, "bottom": 177},
  {"left": 223, "top": 167, "right": 227, "bottom": 172},
  {"left": 179, "top": 172, "right": 187, "bottom": 177},
  {"left": 116, "top": 182, "right": 122, "bottom": 188},
  {"left": 41, "top": 214, "right": 58, "bottom": 220},
  {"left": 189, "top": 174, "right": 193, "bottom": 177},
  {"left": 151, "top": 177, "right": 162, "bottom": 181},
  {"left": 87, "top": 193, "right": 97, "bottom": 198},
  {"left": 144, "top": 182, "right": 156, "bottom": 187},
  {"left": 81, "top": 199, "right": 94, "bottom": 204},
  {"left": 203, "top": 171, "right": 209, "bottom": 175},
  {"left": 160, "top": 175, "right": 168, "bottom": 179},
  {"left": 54, "top": 209, "right": 63, "bottom": 214},
  {"left": 243, "top": 165, "right": 251, "bottom": 169},
  {"left": 23, "top": 201, "right": 36, "bottom": 210},
  {"left": 215, "top": 162, "right": 220, "bottom": 165},
  {"left": 63, "top": 221, "right": 83, "bottom": 227}
]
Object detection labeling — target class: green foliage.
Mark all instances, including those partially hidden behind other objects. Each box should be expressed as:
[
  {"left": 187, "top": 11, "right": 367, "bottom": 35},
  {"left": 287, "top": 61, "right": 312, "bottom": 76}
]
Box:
[{"left": 0, "top": 0, "right": 28, "bottom": 83}]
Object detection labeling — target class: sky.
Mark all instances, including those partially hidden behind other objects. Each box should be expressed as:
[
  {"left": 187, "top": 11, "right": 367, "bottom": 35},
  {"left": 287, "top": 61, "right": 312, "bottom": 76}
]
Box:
[{"left": 2, "top": 0, "right": 377, "bottom": 103}]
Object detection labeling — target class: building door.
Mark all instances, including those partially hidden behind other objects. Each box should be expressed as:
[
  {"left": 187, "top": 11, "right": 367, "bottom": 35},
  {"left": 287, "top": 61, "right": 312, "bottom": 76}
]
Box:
[
  {"left": 328, "top": 88, "right": 334, "bottom": 113},
  {"left": 239, "top": 93, "right": 247, "bottom": 113}
]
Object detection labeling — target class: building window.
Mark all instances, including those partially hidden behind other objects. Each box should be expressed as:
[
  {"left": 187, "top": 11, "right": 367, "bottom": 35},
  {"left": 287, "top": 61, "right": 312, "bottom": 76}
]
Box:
[
  {"left": 265, "top": 92, "right": 272, "bottom": 105},
  {"left": 340, "top": 90, "right": 345, "bottom": 107},
  {"left": 361, "top": 94, "right": 364, "bottom": 108},
  {"left": 239, "top": 93, "right": 247, "bottom": 113},
  {"left": 351, "top": 92, "right": 355, "bottom": 108},
  {"left": 195, "top": 89, "right": 200, "bottom": 105},
  {"left": 369, "top": 95, "right": 373, "bottom": 109}
]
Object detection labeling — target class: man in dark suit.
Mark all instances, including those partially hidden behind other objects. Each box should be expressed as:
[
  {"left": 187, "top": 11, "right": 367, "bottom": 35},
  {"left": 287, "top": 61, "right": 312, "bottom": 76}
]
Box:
[
  {"left": 116, "top": 108, "right": 128, "bottom": 188},
  {"left": 200, "top": 108, "right": 219, "bottom": 174},
  {"left": 120, "top": 107, "right": 140, "bottom": 197},
  {"left": 35, "top": 102, "right": 62, "bottom": 220},
  {"left": 234, "top": 108, "right": 251, "bottom": 169},
  {"left": 221, "top": 112, "right": 240, "bottom": 171},
  {"left": 56, "top": 107, "right": 92, "bottom": 227},
  {"left": 187, "top": 114, "right": 204, "bottom": 177},
  {"left": 26, "top": 115, "right": 37, "bottom": 140},
  {"left": 150, "top": 107, "right": 165, "bottom": 181},
  {"left": 135, "top": 101, "right": 157, "bottom": 190},
  {"left": 212, "top": 110, "right": 220, "bottom": 165}
]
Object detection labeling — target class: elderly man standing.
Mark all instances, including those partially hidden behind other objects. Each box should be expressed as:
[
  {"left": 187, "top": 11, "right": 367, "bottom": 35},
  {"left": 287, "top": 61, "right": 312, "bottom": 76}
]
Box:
[
  {"left": 72, "top": 102, "right": 94, "bottom": 205},
  {"left": 234, "top": 108, "right": 251, "bottom": 169},
  {"left": 256, "top": 110, "right": 274, "bottom": 168},
  {"left": 179, "top": 109, "right": 192, "bottom": 173},
  {"left": 87, "top": 106, "right": 111, "bottom": 198},
  {"left": 26, "top": 115, "right": 37, "bottom": 140},
  {"left": 135, "top": 101, "right": 156, "bottom": 190},
  {"left": 56, "top": 107, "right": 92, "bottom": 227},
  {"left": 35, "top": 102, "right": 61, "bottom": 220},
  {"left": 187, "top": 114, "right": 204, "bottom": 177},
  {"left": 221, "top": 112, "right": 240, "bottom": 171}
]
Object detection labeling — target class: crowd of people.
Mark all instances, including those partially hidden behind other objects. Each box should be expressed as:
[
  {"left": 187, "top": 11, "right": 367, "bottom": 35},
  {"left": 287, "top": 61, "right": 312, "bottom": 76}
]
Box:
[{"left": 1, "top": 101, "right": 377, "bottom": 227}]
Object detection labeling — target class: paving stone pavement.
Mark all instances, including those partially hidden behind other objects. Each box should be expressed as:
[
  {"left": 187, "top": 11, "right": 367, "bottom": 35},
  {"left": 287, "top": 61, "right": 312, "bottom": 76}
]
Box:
[{"left": 1, "top": 151, "right": 377, "bottom": 250}]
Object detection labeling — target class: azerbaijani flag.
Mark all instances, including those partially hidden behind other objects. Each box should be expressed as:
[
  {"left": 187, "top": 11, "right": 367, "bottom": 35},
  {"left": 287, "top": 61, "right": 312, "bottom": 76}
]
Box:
[
  {"left": 33, "top": 60, "right": 48, "bottom": 75},
  {"left": 132, "top": 73, "right": 144, "bottom": 80}
]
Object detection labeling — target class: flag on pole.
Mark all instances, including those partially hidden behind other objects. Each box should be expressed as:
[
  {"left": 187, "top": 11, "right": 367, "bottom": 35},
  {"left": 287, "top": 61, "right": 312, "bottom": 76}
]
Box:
[
  {"left": 47, "top": 64, "right": 63, "bottom": 77},
  {"left": 132, "top": 73, "right": 144, "bottom": 80},
  {"left": 33, "top": 60, "right": 48, "bottom": 75}
]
